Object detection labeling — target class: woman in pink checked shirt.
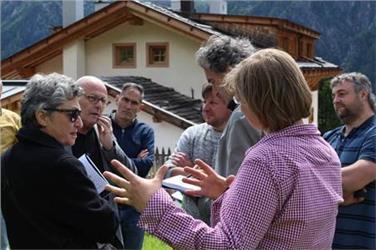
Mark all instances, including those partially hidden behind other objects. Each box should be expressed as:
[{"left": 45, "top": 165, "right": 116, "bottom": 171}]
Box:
[{"left": 104, "top": 48, "right": 343, "bottom": 249}]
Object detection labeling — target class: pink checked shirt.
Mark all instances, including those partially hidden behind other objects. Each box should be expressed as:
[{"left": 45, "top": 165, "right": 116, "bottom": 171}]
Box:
[{"left": 139, "top": 124, "right": 343, "bottom": 249}]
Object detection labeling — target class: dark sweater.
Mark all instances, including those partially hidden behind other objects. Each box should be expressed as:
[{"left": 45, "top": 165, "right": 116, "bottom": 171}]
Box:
[{"left": 1, "top": 128, "right": 119, "bottom": 249}]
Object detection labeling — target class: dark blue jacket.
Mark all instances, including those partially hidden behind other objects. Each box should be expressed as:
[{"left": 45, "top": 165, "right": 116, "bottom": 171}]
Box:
[{"left": 111, "top": 117, "right": 154, "bottom": 178}]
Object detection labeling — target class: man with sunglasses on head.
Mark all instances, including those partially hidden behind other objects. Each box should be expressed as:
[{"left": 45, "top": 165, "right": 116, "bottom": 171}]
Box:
[
  {"left": 70, "top": 75, "right": 137, "bottom": 249},
  {"left": 110, "top": 82, "right": 155, "bottom": 250}
]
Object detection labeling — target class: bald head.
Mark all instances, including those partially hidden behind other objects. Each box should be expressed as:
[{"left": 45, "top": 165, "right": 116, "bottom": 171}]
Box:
[
  {"left": 75, "top": 76, "right": 108, "bottom": 133},
  {"left": 75, "top": 76, "right": 107, "bottom": 94}
]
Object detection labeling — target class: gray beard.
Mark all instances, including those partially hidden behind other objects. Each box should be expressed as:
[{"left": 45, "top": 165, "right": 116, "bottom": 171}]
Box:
[{"left": 336, "top": 107, "right": 359, "bottom": 124}]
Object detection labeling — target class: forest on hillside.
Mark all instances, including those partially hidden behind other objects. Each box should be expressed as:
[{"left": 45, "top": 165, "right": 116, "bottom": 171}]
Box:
[{"left": 1, "top": 0, "right": 375, "bottom": 88}]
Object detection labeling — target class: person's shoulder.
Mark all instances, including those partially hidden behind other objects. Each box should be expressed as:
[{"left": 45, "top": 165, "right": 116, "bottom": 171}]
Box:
[
  {"left": 135, "top": 120, "right": 153, "bottom": 132},
  {"left": 56, "top": 153, "right": 86, "bottom": 174},
  {"left": 1, "top": 108, "right": 20, "bottom": 120},
  {"left": 323, "top": 126, "right": 342, "bottom": 140},
  {"left": 230, "top": 106, "right": 243, "bottom": 120},
  {"left": 186, "top": 123, "right": 208, "bottom": 132}
]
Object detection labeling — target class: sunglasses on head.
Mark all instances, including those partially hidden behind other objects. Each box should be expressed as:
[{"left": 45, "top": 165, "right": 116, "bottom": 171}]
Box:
[{"left": 44, "top": 108, "right": 82, "bottom": 122}]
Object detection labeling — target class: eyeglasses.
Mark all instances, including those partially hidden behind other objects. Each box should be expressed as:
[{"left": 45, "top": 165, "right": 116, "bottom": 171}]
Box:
[
  {"left": 44, "top": 108, "right": 82, "bottom": 122},
  {"left": 84, "top": 94, "right": 107, "bottom": 104}
]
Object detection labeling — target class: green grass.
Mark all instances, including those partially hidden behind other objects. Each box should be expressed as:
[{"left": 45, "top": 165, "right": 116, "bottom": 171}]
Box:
[{"left": 143, "top": 233, "right": 172, "bottom": 250}]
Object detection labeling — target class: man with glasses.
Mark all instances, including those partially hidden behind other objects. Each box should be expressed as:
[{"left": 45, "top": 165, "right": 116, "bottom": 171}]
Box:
[
  {"left": 71, "top": 76, "right": 137, "bottom": 249},
  {"left": 110, "top": 82, "right": 154, "bottom": 250},
  {"left": 72, "top": 76, "right": 136, "bottom": 174},
  {"left": 324, "top": 72, "right": 376, "bottom": 249}
]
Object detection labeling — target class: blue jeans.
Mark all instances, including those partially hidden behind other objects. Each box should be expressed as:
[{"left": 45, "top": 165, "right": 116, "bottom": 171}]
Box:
[{"left": 119, "top": 206, "right": 144, "bottom": 250}]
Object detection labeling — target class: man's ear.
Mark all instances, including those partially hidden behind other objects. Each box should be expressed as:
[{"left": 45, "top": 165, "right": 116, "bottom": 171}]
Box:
[
  {"left": 35, "top": 110, "right": 49, "bottom": 127},
  {"left": 115, "top": 94, "right": 120, "bottom": 102},
  {"left": 139, "top": 103, "right": 144, "bottom": 112},
  {"left": 360, "top": 90, "right": 368, "bottom": 101}
]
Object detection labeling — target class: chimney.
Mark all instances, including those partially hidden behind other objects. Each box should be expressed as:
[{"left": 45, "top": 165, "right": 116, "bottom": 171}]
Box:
[
  {"left": 63, "top": 0, "right": 84, "bottom": 28},
  {"left": 171, "top": 0, "right": 195, "bottom": 16},
  {"left": 208, "top": 0, "right": 227, "bottom": 14},
  {"left": 94, "top": 0, "right": 111, "bottom": 12},
  {"left": 170, "top": 0, "right": 181, "bottom": 12}
]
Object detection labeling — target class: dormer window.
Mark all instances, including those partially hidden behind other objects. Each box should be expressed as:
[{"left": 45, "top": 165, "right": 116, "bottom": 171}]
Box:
[
  {"left": 113, "top": 43, "right": 136, "bottom": 68},
  {"left": 146, "top": 42, "right": 169, "bottom": 67}
]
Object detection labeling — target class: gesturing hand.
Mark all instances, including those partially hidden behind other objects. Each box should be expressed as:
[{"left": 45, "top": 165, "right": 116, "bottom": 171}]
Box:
[
  {"left": 170, "top": 152, "right": 194, "bottom": 168},
  {"left": 183, "top": 159, "right": 235, "bottom": 200},
  {"left": 103, "top": 160, "right": 169, "bottom": 213},
  {"left": 97, "top": 116, "right": 113, "bottom": 150}
]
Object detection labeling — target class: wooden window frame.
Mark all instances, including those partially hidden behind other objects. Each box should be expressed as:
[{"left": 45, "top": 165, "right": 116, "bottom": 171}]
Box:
[
  {"left": 113, "top": 43, "right": 136, "bottom": 68},
  {"left": 146, "top": 42, "right": 169, "bottom": 67}
]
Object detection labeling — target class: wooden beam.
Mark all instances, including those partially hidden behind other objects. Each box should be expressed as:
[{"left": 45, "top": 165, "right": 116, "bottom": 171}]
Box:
[{"left": 16, "top": 67, "right": 35, "bottom": 78}]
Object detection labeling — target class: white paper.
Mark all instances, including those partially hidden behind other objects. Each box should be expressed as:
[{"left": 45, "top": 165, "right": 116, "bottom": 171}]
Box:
[
  {"left": 171, "top": 191, "right": 184, "bottom": 201},
  {"left": 78, "top": 154, "right": 108, "bottom": 193},
  {"left": 162, "top": 175, "right": 200, "bottom": 193}
]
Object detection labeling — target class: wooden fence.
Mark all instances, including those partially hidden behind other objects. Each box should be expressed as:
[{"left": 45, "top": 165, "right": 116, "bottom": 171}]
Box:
[{"left": 147, "top": 147, "right": 172, "bottom": 178}]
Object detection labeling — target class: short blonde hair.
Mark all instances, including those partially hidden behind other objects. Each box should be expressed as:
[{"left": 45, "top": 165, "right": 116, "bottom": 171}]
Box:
[{"left": 225, "top": 48, "right": 312, "bottom": 132}]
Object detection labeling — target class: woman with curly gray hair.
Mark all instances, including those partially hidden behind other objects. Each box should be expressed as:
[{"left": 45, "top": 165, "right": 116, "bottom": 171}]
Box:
[{"left": 1, "top": 73, "right": 119, "bottom": 249}]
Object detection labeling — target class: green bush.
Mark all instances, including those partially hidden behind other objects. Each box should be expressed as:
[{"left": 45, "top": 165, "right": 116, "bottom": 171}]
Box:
[{"left": 318, "top": 79, "right": 342, "bottom": 134}]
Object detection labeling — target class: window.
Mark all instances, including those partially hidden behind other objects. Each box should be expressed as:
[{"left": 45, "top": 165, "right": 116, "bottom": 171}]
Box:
[
  {"left": 146, "top": 42, "right": 169, "bottom": 67},
  {"left": 306, "top": 43, "right": 312, "bottom": 58},
  {"left": 113, "top": 43, "right": 136, "bottom": 68}
]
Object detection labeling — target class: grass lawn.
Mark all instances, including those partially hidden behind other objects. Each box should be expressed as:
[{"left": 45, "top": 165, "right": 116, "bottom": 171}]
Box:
[{"left": 143, "top": 233, "right": 172, "bottom": 250}]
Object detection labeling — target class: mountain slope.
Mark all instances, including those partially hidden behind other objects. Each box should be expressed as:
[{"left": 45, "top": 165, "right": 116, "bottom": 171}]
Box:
[{"left": 1, "top": 1, "right": 375, "bottom": 87}]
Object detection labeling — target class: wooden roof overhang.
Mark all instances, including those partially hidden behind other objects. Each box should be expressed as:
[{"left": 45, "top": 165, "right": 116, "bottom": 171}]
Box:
[
  {"left": 1, "top": 0, "right": 213, "bottom": 79},
  {"left": 192, "top": 13, "right": 320, "bottom": 39},
  {"left": 302, "top": 67, "right": 342, "bottom": 91}
]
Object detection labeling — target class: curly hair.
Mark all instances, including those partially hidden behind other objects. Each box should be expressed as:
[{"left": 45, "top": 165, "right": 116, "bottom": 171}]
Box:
[
  {"left": 196, "top": 35, "right": 255, "bottom": 73},
  {"left": 21, "top": 73, "right": 82, "bottom": 128}
]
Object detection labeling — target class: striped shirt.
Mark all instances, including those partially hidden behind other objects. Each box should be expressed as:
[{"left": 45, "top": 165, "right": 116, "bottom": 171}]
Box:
[
  {"left": 139, "top": 124, "right": 343, "bottom": 249},
  {"left": 324, "top": 115, "right": 376, "bottom": 249}
]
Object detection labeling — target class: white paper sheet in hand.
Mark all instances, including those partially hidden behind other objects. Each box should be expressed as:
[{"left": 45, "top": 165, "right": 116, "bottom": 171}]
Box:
[
  {"left": 162, "top": 175, "right": 200, "bottom": 193},
  {"left": 78, "top": 154, "right": 109, "bottom": 193}
]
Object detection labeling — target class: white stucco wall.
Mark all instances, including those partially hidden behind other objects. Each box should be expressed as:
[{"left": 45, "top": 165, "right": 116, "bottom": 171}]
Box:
[
  {"left": 311, "top": 89, "right": 318, "bottom": 124},
  {"left": 63, "top": 40, "right": 86, "bottom": 79},
  {"left": 85, "top": 20, "right": 206, "bottom": 99},
  {"left": 35, "top": 54, "right": 63, "bottom": 74},
  {"left": 105, "top": 97, "right": 185, "bottom": 152}
]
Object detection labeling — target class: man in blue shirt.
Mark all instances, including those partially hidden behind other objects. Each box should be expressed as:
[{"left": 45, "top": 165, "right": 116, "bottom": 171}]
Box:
[
  {"left": 324, "top": 72, "right": 376, "bottom": 249},
  {"left": 111, "top": 82, "right": 154, "bottom": 250}
]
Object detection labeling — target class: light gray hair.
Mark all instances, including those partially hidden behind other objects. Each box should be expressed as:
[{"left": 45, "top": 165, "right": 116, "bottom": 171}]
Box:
[
  {"left": 21, "top": 73, "right": 82, "bottom": 128},
  {"left": 196, "top": 34, "right": 255, "bottom": 73},
  {"left": 330, "top": 72, "right": 376, "bottom": 112}
]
